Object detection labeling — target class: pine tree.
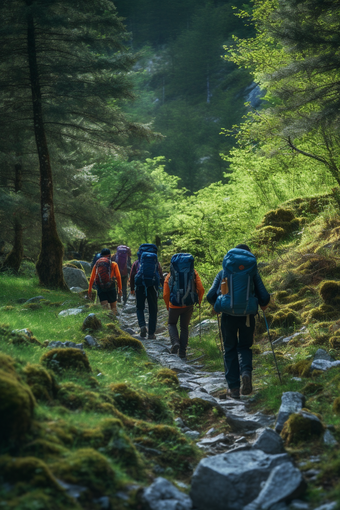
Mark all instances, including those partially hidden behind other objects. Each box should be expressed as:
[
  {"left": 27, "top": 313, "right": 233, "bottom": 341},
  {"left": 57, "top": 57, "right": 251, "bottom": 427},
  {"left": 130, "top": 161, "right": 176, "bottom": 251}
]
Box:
[{"left": 0, "top": 0, "right": 152, "bottom": 288}]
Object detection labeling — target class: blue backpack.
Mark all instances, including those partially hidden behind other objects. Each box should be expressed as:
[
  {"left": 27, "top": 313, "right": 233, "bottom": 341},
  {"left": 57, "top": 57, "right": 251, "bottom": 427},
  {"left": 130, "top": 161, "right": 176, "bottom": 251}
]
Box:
[
  {"left": 169, "top": 253, "right": 198, "bottom": 307},
  {"left": 134, "top": 244, "right": 159, "bottom": 289},
  {"left": 214, "top": 248, "right": 258, "bottom": 316}
]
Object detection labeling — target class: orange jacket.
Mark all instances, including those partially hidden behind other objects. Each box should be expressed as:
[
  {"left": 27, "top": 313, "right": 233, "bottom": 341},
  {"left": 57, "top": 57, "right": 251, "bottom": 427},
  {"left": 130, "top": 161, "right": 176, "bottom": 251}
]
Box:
[
  {"left": 163, "top": 270, "right": 204, "bottom": 310},
  {"left": 88, "top": 258, "right": 122, "bottom": 294}
]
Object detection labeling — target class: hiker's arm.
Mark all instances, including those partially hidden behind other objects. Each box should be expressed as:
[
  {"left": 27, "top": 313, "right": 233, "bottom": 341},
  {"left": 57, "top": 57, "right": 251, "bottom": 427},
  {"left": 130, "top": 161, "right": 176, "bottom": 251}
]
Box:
[
  {"left": 88, "top": 266, "right": 96, "bottom": 296},
  {"left": 195, "top": 270, "right": 205, "bottom": 305},
  {"left": 113, "top": 263, "right": 122, "bottom": 294},
  {"left": 254, "top": 273, "right": 270, "bottom": 308},
  {"left": 163, "top": 273, "right": 170, "bottom": 310},
  {"left": 206, "top": 271, "right": 223, "bottom": 305}
]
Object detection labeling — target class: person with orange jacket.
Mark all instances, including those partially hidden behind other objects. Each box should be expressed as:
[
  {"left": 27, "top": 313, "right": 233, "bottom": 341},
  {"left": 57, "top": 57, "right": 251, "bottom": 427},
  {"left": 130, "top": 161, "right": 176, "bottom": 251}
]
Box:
[
  {"left": 88, "top": 248, "right": 122, "bottom": 315},
  {"left": 163, "top": 253, "right": 204, "bottom": 360}
]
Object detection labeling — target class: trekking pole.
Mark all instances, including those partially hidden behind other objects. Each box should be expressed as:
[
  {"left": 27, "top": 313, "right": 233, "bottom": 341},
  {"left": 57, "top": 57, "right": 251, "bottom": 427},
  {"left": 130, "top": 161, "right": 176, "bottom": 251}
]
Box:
[
  {"left": 262, "top": 310, "right": 282, "bottom": 384},
  {"left": 217, "top": 313, "right": 224, "bottom": 355}
]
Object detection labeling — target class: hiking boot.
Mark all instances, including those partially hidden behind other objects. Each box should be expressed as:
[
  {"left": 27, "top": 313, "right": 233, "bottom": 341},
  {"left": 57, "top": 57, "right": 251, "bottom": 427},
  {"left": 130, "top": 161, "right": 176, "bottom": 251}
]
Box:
[
  {"left": 148, "top": 334, "right": 156, "bottom": 340},
  {"left": 140, "top": 326, "right": 147, "bottom": 338},
  {"left": 179, "top": 352, "right": 187, "bottom": 362},
  {"left": 241, "top": 372, "right": 252, "bottom": 396},
  {"left": 227, "top": 387, "right": 240, "bottom": 399},
  {"left": 171, "top": 343, "right": 180, "bottom": 354}
]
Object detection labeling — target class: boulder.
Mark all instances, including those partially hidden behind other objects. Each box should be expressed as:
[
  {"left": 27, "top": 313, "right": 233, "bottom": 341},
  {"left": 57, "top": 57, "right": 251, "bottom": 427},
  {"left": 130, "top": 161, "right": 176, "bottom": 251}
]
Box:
[
  {"left": 82, "top": 313, "right": 102, "bottom": 331},
  {"left": 244, "top": 462, "right": 306, "bottom": 510},
  {"left": 11, "top": 328, "right": 33, "bottom": 338},
  {"left": 226, "top": 410, "right": 275, "bottom": 433},
  {"left": 185, "top": 431, "right": 200, "bottom": 440},
  {"left": 188, "top": 390, "right": 223, "bottom": 411},
  {"left": 252, "top": 428, "right": 284, "bottom": 454},
  {"left": 313, "top": 349, "right": 334, "bottom": 362},
  {"left": 62, "top": 266, "right": 88, "bottom": 290},
  {"left": 70, "top": 287, "right": 85, "bottom": 293},
  {"left": 281, "top": 411, "right": 324, "bottom": 444},
  {"left": 311, "top": 359, "right": 340, "bottom": 371},
  {"left": 48, "top": 341, "right": 84, "bottom": 350},
  {"left": 84, "top": 335, "right": 98, "bottom": 347},
  {"left": 190, "top": 449, "right": 290, "bottom": 510},
  {"left": 323, "top": 429, "right": 338, "bottom": 446},
  {"left": 58, "top": 308, "right": 85, "bottom": 317},
  {"left": 197, "top": 433, "right": 228, "bottom": 448},
  {"left": 275, "top": 392, "right": 305, "bottom": 433},
  {"left": 143, "top": 477, "right": 192, "bottom": 510},
  {"left": 78, "top": 261, "right": 92, "bottom": 276}
]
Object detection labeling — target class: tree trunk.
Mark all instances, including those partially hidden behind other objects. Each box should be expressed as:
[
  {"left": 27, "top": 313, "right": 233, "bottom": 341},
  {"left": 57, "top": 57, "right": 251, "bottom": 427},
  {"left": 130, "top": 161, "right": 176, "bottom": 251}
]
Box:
[
  {"left": 1, "top": 164, "right": 24, "bottom": 273},
  {"left": 25, "top": 2, "right": 67, "bottom": 289}
]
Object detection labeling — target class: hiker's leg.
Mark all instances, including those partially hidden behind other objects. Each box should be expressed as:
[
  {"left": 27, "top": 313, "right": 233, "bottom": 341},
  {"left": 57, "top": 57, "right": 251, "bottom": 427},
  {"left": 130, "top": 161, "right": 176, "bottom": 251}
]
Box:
[
  {"left": 146, "top": 286, "right": 158, "bottom": 336},
  {"left": 109, "top": 302, "right": 118, "bottom": 315},
  {"left": 121, "top": 276, "right": 128, "bottom": 304},
  {"left": 100, "top": 299, "right": 110, "bottom": 310},
  {"left": 237, "top": 315, "right": 255, "bottom": 375},
  {"left": 179, "top": 305, "right": 193, "bottom": 357},
  {"left": 168, "top": 308, "right": 180, "bottom": 347},
  {"left": 135, "top": 286, "right": 146, "bottom": 328},
  {"left": 221, "top": 314, "right": 240, "bottom": 389}
]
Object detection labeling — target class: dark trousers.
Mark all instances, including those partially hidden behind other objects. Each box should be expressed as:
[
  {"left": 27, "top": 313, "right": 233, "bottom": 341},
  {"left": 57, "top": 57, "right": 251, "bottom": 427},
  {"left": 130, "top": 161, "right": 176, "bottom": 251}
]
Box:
[
  {"left": 135, "top": 286, "right": 158, "bottom": 335},
  {"left": 221, "top": 314, "right": 255, "bottom": 389},
  {"left": 168, "top": 306, "right": 193, "bottom": 356},
  {"left": 121, "top": 275, "right": 128, "bottom": 304}
]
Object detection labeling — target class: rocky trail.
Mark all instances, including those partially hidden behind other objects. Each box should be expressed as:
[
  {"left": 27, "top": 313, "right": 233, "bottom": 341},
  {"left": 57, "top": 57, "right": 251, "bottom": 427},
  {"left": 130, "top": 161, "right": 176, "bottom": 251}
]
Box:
[{"left": 117, "top": 296, "right": 337, "bottom": 510}]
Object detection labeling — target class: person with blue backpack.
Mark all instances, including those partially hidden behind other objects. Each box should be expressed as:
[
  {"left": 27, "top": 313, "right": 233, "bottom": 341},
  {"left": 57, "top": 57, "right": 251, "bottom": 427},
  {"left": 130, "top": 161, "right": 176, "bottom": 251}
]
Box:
[
  {"left": 163, "top": 253, "right": 205, "bottom": 360},
  {"left": 207, "top": 244, "right": 270, "bottom": 399},
  {"left": 130, "top": 243, "right": 164, "bottom": 339}
]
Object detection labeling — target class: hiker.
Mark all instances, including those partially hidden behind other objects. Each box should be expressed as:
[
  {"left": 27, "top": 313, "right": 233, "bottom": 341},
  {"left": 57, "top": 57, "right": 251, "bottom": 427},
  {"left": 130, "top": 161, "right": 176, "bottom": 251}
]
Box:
[
  {"left": 130, "top": 243, "right": 164, "bottom": 339},
  {"left": 90, "top": 251, "right": 101, "bottom": 269},
  {"left": 207, "top": 244, "right": 270, "bottom": 399},
  {"left": 88, "top": 248, "right": 122, "bottom": 315},
  {"left": 163, "top": 253, "right": 205, "bottom": 360},
  {"left": 112, "top": 245, "right": 132, "bottom": 305}
]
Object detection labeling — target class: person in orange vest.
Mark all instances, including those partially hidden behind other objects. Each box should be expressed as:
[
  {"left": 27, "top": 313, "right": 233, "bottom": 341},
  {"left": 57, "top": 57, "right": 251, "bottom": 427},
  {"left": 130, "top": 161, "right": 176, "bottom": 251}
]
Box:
[
  {"left": 163, "top": 253, "right": 204, "bottom": 360},
  {"left": 88, "top": 248, "right": 122, "bottom": 315}
]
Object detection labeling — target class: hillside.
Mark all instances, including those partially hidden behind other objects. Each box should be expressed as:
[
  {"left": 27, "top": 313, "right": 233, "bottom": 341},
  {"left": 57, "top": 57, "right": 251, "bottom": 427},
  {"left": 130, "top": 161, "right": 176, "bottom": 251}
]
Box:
[{"left": 1, "top": 194, "right": 340, "bottom": 509}]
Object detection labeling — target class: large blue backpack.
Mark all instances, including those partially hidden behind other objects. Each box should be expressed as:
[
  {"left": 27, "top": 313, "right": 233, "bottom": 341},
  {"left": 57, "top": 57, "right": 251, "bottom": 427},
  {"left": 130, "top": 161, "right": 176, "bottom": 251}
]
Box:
[
  {"left": 214, "top": 248, "right": 258, "bottom": 316},
  {"left": 134, "top": 244, "right": 159, "bottom": 289},
  {"left": 169, "top": 253, "right": 198, "bottom": 307}
]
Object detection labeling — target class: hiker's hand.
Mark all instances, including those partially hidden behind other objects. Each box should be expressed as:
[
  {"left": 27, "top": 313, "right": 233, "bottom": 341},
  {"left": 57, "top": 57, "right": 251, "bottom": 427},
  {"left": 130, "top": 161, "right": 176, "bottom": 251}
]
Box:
[
  {"left": 260, "top": 305, "right": 268, "bottom": 311},
  {"left": 118, "top": 290, "right": 122, "bottom": 297},
  {"left": 211, "top": 307, "right": 217, "bottom": 315},
  {"left": 131, "top": 290, "right": 135, "bottom": 296}
]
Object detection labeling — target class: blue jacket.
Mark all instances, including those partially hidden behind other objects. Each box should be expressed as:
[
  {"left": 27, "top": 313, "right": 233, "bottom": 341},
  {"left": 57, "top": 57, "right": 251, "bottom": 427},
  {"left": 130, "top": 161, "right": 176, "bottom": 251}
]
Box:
[{"left": 207, "top": 270, "right": 270, "bottom": 311}]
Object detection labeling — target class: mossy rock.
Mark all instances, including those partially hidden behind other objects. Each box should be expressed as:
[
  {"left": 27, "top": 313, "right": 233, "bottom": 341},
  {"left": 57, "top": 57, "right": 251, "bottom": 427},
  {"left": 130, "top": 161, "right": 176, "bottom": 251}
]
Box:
[
  {"left": 330, "top": 336, "right": 340, "bottom": 349},
  {"left": 23, "top": 302, "right": 42, "bottom": 310},
  {"left": 66, "top": 260, "right": 85, "bottom": 272},
  {"left": 9, "top": 330, "right": 42, "bottom": 346},
  {"left": 41, "top": 348, "right": 92, "bottom": 372},
  {"left": 285, "top": 359, "right": 312, "bottom": 378},
  {"left": 256, "top": 226, "right": 286, "bottom": 243},
  {"left": 23, "top": 438, "right": 68, "bottom": 456},
  {"left": 288, "top": 299, "right": 309, "bottom": 311},
  {"left": 24, "top": 363, "right": 59, "bottom": 401},
  {"left": 1, "top": 489, "right": 80, "bottom": 510},
  {"left": 261, "top": 208, "right": 295, "bottom": 225},
  {"left": 82, "top": 313, "right": 102, "bottom": 331},
  {"left": 0, "top": 353, "right": 17, "bottom": 375},
  {"left": 0, "top": 369, "right": 35, "bottom": 444},
  {"left": 302, "top": 382, "right": 323, "bottom": 396},
  {"left": 281, "top": 411, "right": 324, "bottom": 444},
  {"left": 109, "top": 383, "right": 171, "bottom": 422},
  {"left": 0, "top": 455, "right": 64, "bottom": 491},
  {"left": 275, "top": 291, "right": 290, "bottom": 302},
  {"left": 270, "top": 309, "right": 300, "bottom": 328},
  {"left": 51, "top": 447, "right": 117, "bottom": 494},
  {"left": 333, "top": 397, "right": 340, "bottom": 414},
  {"left": 155, "top": 368, "right": 179, "bottom": 385},
  {"left": 100, "top": 325, "right": 144, "bottom": 351},
  {"left": 303, "top": 304, "right": 336, "bottom": 322},
  {"left": 57, "top": 382, "right": 100, "bottom": 410},
  {"left": 320, "top": 280, "right": 340, "bottom": 304}
]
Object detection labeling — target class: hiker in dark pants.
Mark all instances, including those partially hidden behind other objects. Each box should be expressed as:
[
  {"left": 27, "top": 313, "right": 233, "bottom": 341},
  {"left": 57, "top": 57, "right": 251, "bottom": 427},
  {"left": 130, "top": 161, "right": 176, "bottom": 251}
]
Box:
[
  {"left": 163, "top": 256, "right": 204, "bottom": 360},
  {"left": 207, "top": 244, "right": 270, "bottom": 399},
  {"left": 130, "top": 244, "right": 164, "bottom": 340},
  {"left": 112, "top": 245, "right": 132, "bottom": 305}
]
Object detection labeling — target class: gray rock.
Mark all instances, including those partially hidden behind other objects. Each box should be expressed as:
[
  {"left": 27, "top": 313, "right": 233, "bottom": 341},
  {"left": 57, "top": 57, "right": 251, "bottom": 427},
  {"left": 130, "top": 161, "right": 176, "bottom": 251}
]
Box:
[
  {"left": 84, "top": 335, "right": 98, "bottom": 347},
  {"left": 12, "top": 328, "right": 33, "bottom": 337},
  {"left": 78, "top": 261, "right": 92, "bottom": 276},
  {"left": 314, "top": 349, "right": 334, "bottom": 362},
  {"left": 205, "top": 427, "right": 216, "bottom": 436},
  {"left": 272, "top": 336, "right": 285, "bottom": 346},
  {"left": 314, "top": 504, "right": 337, "bottom": 510},
  {"left": 48, "top": 340, "right": 84, "bottom": 350},
  {"left": 179, "top": 382, "right": 202, "bottom": 392},
  {"left": 185, "top": 431, "right": 200, "bottom": 440},
  {"left": 272, "top": 329, "right": 307, "bottom": 346},
  {"left": 275, "top": 392, "right": 305, "bottom": 433},
  {"left": 174, "top": 417, "right": 185, "bottom": 428},
  {"left": 190, "top": 449, "right": 290, "bottom": 510},
  {"left": 190, "top": 375, "right": 226, "bottom": 394},
  {"left": 56, "top": 478, "right": 87, "bottom": 499},
  {"left": 311, "top": 359, "right": 340, "bottom": 371},
  {"left": 289, "top": 500, "right": 310, "bottom": 510},
  {"left": 121, "top": 327, "right": 136, "bottom": 335},
  {"left": 190, "top": 319, "right": 218, "bottom": 337},
  {"left": 24, "top": 295, "right": 45, "bottom": 304},
  {"left": 70, "top": 286, "right": 85, "bottom": 293},
  {"left": 121, "top": 306, "right": 137, "bottom": 315},
  {"left": 226, "top": 409, "right": 275, "bottom": 432},
  {"left": 93, "top": 496, "right": 111, "bottom": 509},
  {"left": 82, "top": 313, "right": 102, "bottom": 331},
  {"left": 58, "top": 307, "right": 85, "bottom": 317},
  {"left": 244, "top": 462, "right": 307, "bottom": 510},
  {"left": 197, "top": 433, "right": 228, "bottom": 447},
  {"left": 188, "top": 391, "right": 223, "bottom": 411},
  {"left": 323, "top": 429, "right": 338, "bottom": 446},
  {"left": 143, "top": 477, "right": 192, "bottom": 510},
  {"left": 63, "top": 266, "right": 88, "bottom": 290},
  {"left": 253, "top": 428, "right": 284, "bottom": 454}
]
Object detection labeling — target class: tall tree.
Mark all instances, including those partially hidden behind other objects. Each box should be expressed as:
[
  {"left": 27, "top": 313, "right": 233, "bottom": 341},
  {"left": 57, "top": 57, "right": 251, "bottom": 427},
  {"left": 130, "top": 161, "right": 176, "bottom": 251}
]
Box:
[{"left": 0, "top": 0, "right": 152, "bottom": 288}]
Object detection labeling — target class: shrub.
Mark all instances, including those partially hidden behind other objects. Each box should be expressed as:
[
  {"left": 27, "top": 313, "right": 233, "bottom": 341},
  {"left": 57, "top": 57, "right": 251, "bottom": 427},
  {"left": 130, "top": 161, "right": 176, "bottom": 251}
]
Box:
[{"left": 41, "top": 348, "right": 92, "bottom": 372}]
